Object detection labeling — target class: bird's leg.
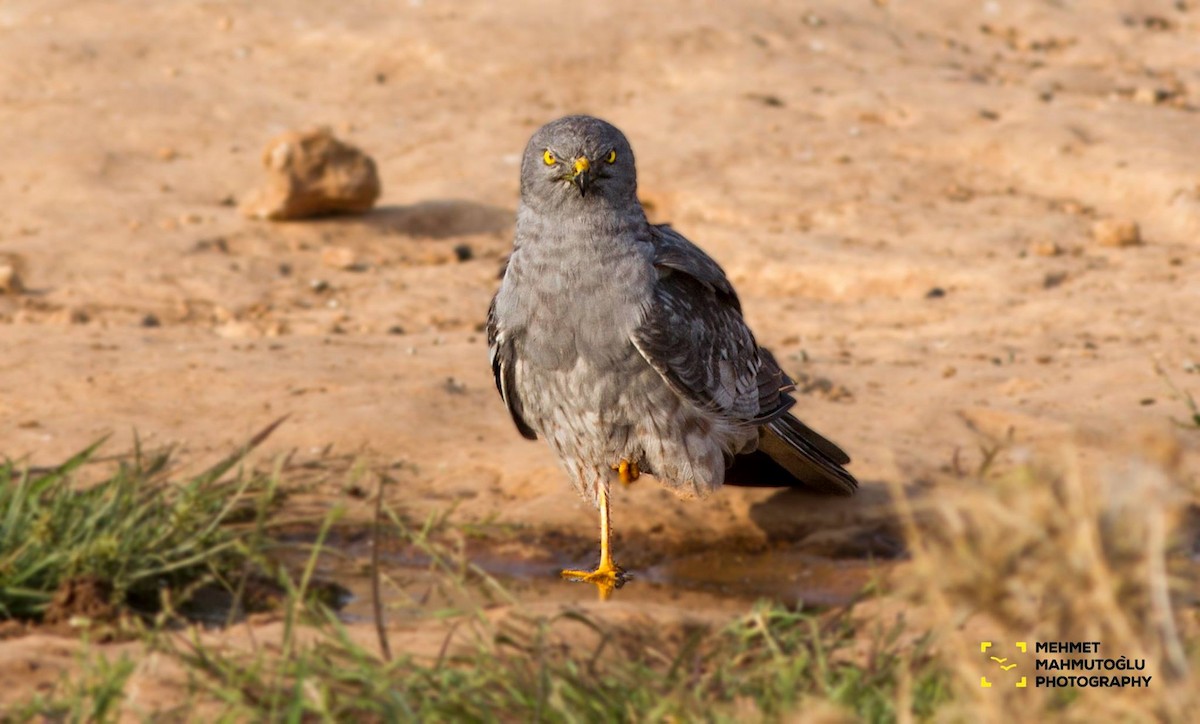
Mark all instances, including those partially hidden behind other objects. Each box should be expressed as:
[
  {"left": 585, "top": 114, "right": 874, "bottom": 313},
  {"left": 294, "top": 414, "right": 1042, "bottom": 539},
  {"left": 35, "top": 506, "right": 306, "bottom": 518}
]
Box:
[
  {"left": 610, "top": 458, "right": 640, "bottom": 487},
  {"left": 560, "top": 485, "right": 628, "bottom": 600}
]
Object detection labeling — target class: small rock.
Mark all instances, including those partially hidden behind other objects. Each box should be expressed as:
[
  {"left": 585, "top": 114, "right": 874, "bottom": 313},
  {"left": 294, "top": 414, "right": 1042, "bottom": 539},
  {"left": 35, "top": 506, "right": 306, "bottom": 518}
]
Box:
[
  {"left": 452, "top": 243, "right": 474, "bottom": 262},
  {"left": 141, "top": 314, "right": 162, "bottom": 328},
  {"left": 1091, "top": 218, "right": 1142, "bottom": 247},
  {"left": 240, "top": 127, "right": 381, "bottom": 221},
  {"left": 1030, "top": 240, "right": 1062, "bottom": 257},
  {"left": 321, "top": 245, "right": 358, "bottom": 270},
  {"left": 215, "top": 321, "right": 260, "bottom": 339},
  {"left": 1043, "top": 271, "right": 1068, "bottom": 289},
  {"left": 193, "top": 236, "right": 229, "bottom": 253},
  {"left": 943, "top": 183, "right": 974, "bottom": 202},
  {"left": 925, "top": 287, "right": 946, "bottom": 299},
  {"left": 747, "top": 93, "right": 786, "bottom": 107},
  {"left": 0, "top": 263, "right": 23, "bottom": 294},
  {"left": 1132, "top": 86, "right": 1159, "bottom": 105}
]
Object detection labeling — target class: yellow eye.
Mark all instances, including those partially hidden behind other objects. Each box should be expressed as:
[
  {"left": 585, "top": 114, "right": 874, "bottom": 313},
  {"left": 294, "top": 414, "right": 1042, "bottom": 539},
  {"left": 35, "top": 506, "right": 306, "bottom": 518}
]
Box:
[
  {"left": 605, "top": 149, "right": 617, "bottom": 164},
  {"left": 543, "top": 150, "right": 557, "bottom": 166}
]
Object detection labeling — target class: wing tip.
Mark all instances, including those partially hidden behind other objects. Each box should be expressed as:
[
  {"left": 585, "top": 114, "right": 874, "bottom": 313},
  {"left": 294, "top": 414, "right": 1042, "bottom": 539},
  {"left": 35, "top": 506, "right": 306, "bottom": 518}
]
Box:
[{"left": 750, "top": 417, "right": 859, "bottom": 494}]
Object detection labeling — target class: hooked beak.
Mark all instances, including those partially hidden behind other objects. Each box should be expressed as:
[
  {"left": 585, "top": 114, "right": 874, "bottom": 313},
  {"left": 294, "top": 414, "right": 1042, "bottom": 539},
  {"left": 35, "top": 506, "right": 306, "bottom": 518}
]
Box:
[{"left": 571, "top": 156, "right": 592, "bottom": 196}]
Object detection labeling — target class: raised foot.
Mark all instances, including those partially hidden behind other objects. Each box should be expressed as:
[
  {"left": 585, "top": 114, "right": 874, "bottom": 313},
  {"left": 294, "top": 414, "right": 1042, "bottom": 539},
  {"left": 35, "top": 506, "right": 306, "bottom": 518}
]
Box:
[
  {"left": 560, "top": 562, "right": 630, "bottom": 601},
  {"left": 610, "top": 459, "right": 641, "bottom": 487}
]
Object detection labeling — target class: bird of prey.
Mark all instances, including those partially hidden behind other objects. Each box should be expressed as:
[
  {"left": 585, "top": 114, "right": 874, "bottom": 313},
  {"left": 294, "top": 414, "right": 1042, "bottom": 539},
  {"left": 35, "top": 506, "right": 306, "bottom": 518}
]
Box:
[{"left": 487, "top": 115, "right": 857, "bottom": 599}]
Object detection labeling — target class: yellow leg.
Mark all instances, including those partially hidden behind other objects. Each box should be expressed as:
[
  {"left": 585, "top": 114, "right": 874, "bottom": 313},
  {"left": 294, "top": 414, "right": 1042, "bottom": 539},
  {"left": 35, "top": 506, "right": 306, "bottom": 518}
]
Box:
[
  {"left": 610, "top": 459, "right": 640, "bottom": 487},
  {"left": 561, "top": 485, "right": 628, "bottom": 600}
]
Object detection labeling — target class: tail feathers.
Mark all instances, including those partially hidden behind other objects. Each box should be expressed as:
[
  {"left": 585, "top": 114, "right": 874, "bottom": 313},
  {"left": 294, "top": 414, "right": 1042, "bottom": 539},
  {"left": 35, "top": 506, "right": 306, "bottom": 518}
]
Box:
[{"left": 724, "top": 414, "right": 858, "bottom": 495}]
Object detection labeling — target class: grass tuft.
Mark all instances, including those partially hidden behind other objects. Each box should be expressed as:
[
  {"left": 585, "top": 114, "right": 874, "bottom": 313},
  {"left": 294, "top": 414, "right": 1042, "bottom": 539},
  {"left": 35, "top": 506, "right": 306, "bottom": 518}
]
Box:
[{"left": 0, "top": 421, "right": 284, "bottom": 622}]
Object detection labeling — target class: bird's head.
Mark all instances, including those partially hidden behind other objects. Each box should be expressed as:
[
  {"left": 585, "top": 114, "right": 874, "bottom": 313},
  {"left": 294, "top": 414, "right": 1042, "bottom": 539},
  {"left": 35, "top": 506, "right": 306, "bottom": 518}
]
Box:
[{"left": 519, "top": 115, "right": 637, "bottom": 211}]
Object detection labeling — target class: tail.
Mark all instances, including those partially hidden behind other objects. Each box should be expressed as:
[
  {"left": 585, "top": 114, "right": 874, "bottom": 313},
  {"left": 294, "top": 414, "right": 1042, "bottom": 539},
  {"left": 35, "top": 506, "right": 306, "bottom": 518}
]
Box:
[{"left": 723, "top": 413, "right": 858, "bottom": 495}]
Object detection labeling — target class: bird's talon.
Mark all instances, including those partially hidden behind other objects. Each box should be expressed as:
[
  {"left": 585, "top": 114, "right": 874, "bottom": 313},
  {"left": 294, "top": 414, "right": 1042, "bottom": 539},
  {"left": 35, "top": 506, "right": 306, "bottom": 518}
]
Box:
[
  {"left": 560, "top": 563, "right": 629, "bottom": 600},
  {"left": 612, "top": 459, "right": 640, "bottom": 486}
]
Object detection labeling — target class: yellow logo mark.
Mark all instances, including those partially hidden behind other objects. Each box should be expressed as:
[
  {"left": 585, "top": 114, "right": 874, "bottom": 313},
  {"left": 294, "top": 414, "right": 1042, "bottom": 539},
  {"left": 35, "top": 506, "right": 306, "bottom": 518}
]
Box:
[{"left": 981, "top": 641, "right": 1028, "bottom": 687}]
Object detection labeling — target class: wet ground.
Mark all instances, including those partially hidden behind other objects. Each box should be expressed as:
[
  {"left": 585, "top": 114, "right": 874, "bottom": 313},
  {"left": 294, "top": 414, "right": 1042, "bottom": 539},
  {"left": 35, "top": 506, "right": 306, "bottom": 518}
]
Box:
[{"left": 284, "top": 530, "right": 890, "bottom": 626}]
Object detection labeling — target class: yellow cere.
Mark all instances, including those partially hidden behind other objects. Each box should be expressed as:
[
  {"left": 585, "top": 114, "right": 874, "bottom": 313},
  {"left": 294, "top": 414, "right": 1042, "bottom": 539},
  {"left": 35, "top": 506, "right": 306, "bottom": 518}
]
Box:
[
  {"left": 573, "top": 156, "right": 590, "bottom": 175},
  {"left": 606, "top": 149, "right": 617, "bottom": 163},
  {"left": 543, "top": 150, "right": 556, "bottom": 166}
]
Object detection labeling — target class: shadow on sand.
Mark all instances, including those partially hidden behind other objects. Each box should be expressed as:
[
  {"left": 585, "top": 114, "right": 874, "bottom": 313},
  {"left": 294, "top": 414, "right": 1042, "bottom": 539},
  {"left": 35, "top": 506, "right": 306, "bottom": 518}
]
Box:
[
  {"left": 746, "top": 482, "right": 906, "bottom": 559},
  {"left": 355, "top": 200, "right": 513, "bottom": 239}
]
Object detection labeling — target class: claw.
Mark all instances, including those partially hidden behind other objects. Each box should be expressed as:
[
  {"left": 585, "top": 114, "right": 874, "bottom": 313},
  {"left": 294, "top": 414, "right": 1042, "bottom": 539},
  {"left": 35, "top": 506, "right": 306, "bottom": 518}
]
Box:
[
  {"left": 610, "top": 458, "right": 640, "bottom": 487},
  {"left": 560, "top": 560, "right": 629, "bottom": 601}
]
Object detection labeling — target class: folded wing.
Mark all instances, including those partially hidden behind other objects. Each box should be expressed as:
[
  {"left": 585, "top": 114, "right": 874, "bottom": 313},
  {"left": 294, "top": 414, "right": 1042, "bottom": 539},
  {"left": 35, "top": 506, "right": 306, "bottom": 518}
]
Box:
[{"left": 632, "top": 225, "right": 857, "bottom": 494}]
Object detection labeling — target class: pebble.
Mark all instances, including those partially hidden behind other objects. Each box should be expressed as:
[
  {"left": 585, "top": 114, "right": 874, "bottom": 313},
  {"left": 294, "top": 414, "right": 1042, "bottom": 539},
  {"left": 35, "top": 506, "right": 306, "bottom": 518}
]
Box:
[
  {"left": 1030, "top": 240, "right": 1062, "bottom": 257},
  {"left": 0, "top": 263, "right": 23, "bottom": 294},
  {"left": 321, "top": 245, "right": 358, "bottom": 270},
  {"left": 1091, "top": 218, "right": 1141, "bottom": 247}
]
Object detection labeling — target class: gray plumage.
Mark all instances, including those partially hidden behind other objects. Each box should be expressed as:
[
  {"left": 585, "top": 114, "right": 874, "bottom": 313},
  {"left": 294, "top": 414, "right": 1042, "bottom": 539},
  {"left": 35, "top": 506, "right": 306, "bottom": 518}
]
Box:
[{"left": 488, "top": 115, "right": 856, "bottom": 509}]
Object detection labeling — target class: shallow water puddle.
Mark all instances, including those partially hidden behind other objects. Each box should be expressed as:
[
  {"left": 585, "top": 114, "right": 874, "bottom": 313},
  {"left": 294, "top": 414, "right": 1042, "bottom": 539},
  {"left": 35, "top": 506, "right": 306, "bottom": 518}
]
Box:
[{"left": 307, "top": 541, "right": 888, "bottom": 622}]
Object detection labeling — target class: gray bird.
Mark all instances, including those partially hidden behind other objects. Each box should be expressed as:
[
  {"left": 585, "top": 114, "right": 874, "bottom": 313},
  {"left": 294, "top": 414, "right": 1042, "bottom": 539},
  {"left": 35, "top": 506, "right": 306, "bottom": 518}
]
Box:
[{"left": 487, "top": 115, "right": 857, "bottom": 598}]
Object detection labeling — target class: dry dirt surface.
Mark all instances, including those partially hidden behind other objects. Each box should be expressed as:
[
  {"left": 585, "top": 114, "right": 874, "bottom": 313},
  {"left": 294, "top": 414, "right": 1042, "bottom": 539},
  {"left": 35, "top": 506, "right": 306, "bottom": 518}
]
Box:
[{"left": 1, "top": 0, "right": 1199, "bottom": 709}]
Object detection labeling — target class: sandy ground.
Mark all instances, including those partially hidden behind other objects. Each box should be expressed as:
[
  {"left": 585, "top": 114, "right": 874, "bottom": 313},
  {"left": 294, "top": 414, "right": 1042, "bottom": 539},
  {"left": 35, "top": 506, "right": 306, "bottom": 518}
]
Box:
[{"left": 2, "top": 0, "right": 1199, "bottom": 711}]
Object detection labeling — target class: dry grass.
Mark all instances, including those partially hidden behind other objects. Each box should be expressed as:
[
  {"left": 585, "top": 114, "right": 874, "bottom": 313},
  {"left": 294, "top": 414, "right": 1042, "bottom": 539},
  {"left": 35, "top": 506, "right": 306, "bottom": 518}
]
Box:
[{"left": 896, "top": 424, "right": 1199, "bottom": 722}]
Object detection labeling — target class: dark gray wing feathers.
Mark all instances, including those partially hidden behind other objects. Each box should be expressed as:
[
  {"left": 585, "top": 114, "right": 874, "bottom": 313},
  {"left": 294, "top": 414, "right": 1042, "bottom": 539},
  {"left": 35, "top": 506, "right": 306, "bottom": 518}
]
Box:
[
  {"left": 651, "top": 224, "right": 741, "bottom": 311},
  {"left": 632, "top": 224, "right": 790, "bottom": 425},
  {"left": 487, "top": 296, "right": 537, "bottom": 440},
  {"left": 634, "top": 224, "right": 858, "bottom": 494}
]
